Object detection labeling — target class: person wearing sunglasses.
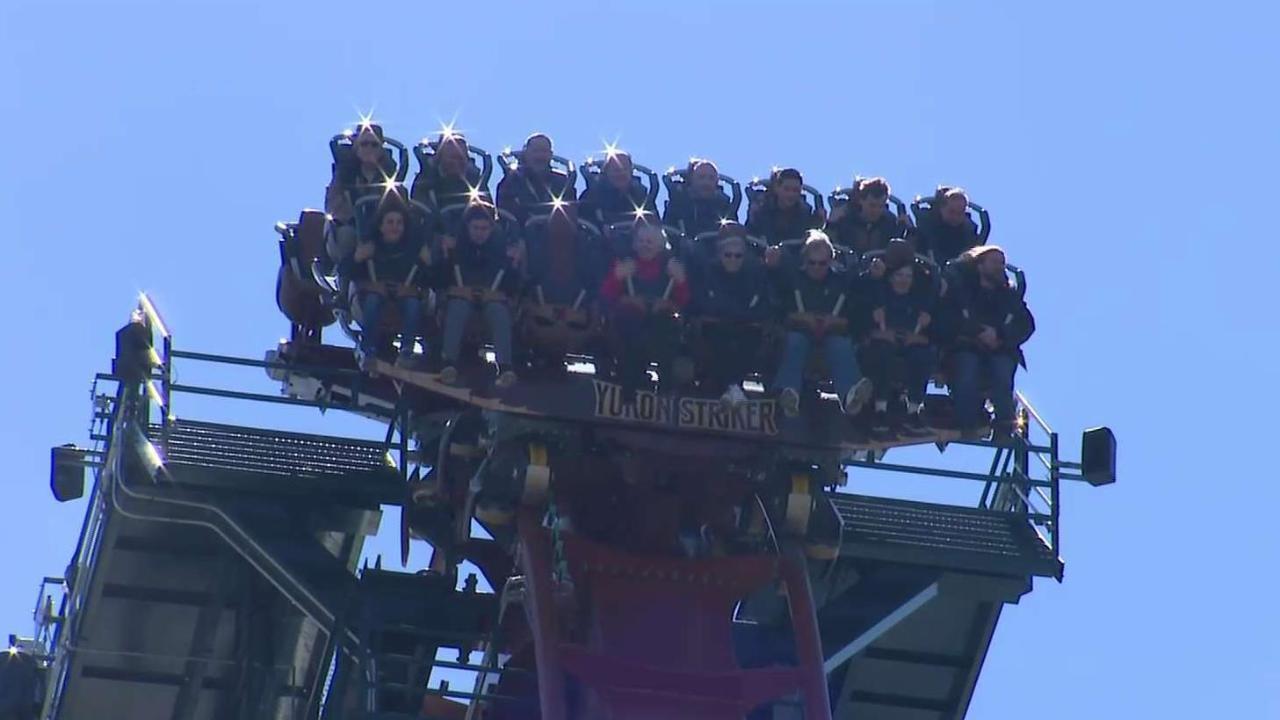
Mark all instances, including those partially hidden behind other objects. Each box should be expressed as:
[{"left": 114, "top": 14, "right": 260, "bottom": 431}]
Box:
[
  {"left": 326, "top": 123, "right": 398, "bottom": 263},
  {"left": 690, "top": 223, "right": 771, "bottom": 408},
  {"left": 765, "top": 230, "right": 872, "bottom": 418}
]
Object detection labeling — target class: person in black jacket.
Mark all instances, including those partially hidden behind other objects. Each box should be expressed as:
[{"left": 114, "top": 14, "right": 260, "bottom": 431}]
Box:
[
  {"left": 766, "top": 230, "right": 872, "bottom": 418},
  {"left": 325, "top": 123, "right": 398, "bottom": 263},
  {"left": 824, "top": 177, "right": 911, "bottom": 255},
  {"left": 746, "top": 167, "right": 825, "bottom": 244},
  {"left": 691, "top": 223, "right": 771, "bottom": 407},
  {"left": 345, "top": 201, "right": 432, "bottom": 365},
  {"left": 579, "top": 150, "right": 656, "bottom": 228},
  {"left": 495, "top": 133, "right": 577, "bottom": 224},
  {"left": 916, "top": 186, "right": 981, "bottom": 264},
  {"left": 663, "top": 158, "right": 736, "bottom": 239},
  {"left": 942, "top": 245, "right": 1034, "bottom": 437},
  {"left": 412, "top": 132, "right": 492, "bottom": 220},
  {"left": 861, "top": 242, "right": 938, "bottom": 438},
  {"left": 434, "top": 203, "right": 522, "bottom": 389}
]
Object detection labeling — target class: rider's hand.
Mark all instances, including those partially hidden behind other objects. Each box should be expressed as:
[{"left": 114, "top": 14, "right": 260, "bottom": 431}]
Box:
[
  {"left": 871, "top": 307, "right": 886, "bottom": 330},
  {"left": 614, "top": 259, "right": 637, "bottom": 280},
  {"left": 418, "top": 245, "right": 433, "bottom": 265},
  {"left": 977, "top": 325, "right": 999, "bottom": 348},
  {"left": 439, "top": 235, "right": 457, "bottom": 253},
  {"left": 667, "top": 258, "right": 687, "bottom": 284},
  {"left": 764, "top": 246, "right": 782, "bottom": 267},
  {"left": 354, "top": 242, "right": 375, "bottom": 262}
]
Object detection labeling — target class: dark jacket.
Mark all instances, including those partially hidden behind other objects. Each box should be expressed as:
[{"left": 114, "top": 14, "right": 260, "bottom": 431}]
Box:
[
  {"left": 663, "top": 191, "right": 736, "bottom": 238},
  {"left": 872, "top": 280, "right": 937, "bottom": 336},
  {"left": 411, "top": 164, "right": 490, "bottom": 209},
  {"left": 693, "top": 265, "right": 771, "bottom": 323},
  {"left": 746, "top": 199, "right": 822, "bottom": 244},
  {"left": 916, "top": 212, "right": 980, "bottom": 264},
  {"left": 825, "top": 207, "right": 908, "bottom": 255},
  {"left": 579, "top": 181, "right": 656, "bottom": 228},
  {"left": 942, "top": 267, "right": 1034, "bottom": 365},
  {"left": 343, "top": 234, "right": 428, "bottom": 287},
  {"left": 770, "top": 264, "right": 861, "bottom": 335},
  {"left": 496, "top": 168, "right": 577, "bottom": 223},
  {"left": 434, "top": 234, "right": 521, "bottom": 297}
]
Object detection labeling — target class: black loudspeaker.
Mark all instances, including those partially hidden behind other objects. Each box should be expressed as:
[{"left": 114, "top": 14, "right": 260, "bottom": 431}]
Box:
[
  {"left": 1080, "top": 427, "right": 1117, "bottom": 487},
  {"left": 50, "top": 444, "right": 86, "bottom": 502}
]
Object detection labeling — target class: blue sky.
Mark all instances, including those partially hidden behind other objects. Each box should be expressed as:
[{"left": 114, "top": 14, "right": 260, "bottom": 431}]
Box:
[{"left": 3, "top": 0, "right": 1278, "bottom": 717}]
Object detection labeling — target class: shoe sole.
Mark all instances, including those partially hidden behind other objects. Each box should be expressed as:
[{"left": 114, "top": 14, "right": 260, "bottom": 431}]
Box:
[{"left": 844, "top": 379, "right": 874, "bottom": 416}]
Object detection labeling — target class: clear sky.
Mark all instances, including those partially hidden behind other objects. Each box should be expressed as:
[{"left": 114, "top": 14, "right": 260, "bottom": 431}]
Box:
[{"left": 3, "top": 0, "right": 1278, "bottom": 717}]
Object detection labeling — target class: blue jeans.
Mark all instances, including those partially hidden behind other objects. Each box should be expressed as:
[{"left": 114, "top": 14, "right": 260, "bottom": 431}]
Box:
[
  {"left": 773, "top": 331, "right": 861, "bottom": 401},
  {"left": 359, "top": 292, "right": 423, "bottom": 355},
  {"left": 950, "top": 350, "right": 1018, "bottom": 426},
  {"left": 442, "top": 298, "right": 513, "bottom": 366}
]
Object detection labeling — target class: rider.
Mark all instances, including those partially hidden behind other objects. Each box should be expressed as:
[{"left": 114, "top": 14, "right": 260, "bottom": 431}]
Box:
[
  {"left": 578, "top": 150, "right": 656, "bottom": 228},
  {"left": 916, "top": 186, "right": 981, "bottom": 264},
  {"left": 824, "top": 177, "right": 911, "bottom": 255},
  {"left": 325, "top": 123, "right": 397, "bottom": 263},
  {"left": 940, "top": 245, "right": 1034, "bottom": 438},
  {"left": 663, "top": 158, "right": 736, "bottom": 239},
  {"left": 599, "top": 220, "right": 690, "bottom": 397},
  {"left": 861, "top": 241, "right": 937, "bottom": 438},
  {"left": 433, "top": 202, "right": 522, "bottom": 389},
  {"left": 412, "top": 132, "right": 491, "bottom": 214},
  {"left": 746, "top": 167, "right": 825, "bottom": 245},
  {"left": 344, "top": 198, "right": 432, "bottom": 366},
  {"left": 766, "top": 230, "right": 872, "bottom": 418},
  {"left": 691, "top": 223, "right": 771, "bottom": 408},
  {"left": 495, "top": 133, "right": 576, "bottom": 224}
]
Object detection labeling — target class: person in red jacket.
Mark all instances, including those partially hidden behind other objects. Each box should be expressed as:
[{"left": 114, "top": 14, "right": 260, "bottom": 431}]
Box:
[{"left": 600, "top": 221, "right": 691, "bottom": 398}]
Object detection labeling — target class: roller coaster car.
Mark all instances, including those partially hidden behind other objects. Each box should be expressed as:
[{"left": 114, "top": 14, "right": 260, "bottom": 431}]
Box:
[
  {"left": 411, "top": 134, "right": 495, "bottom": 219},
  {"left": 275, "top": 209, "right": 336, "bottom": 343},
  {"left": 497, "top": 146, "right": 579, "bottom": 216}
]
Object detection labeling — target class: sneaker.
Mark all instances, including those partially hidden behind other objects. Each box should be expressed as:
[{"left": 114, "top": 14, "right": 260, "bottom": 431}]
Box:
[
  {"left": 843, "top": 378, "right": 874, "bottom": 416},
  {"left": 439, "top": 365, "right": 458, "bottom": 385},
  {"left": 495, "top": 369, "right": 518, "bottom": 391},
  {"left": 720, "top": 384, "right": 747, "bottom": 410},
  {"left": 901, "top": 410, "right": 932, "bottom": 437},
  {"left": 779, "top": 388, "right": 801, "bottom": 417}
]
